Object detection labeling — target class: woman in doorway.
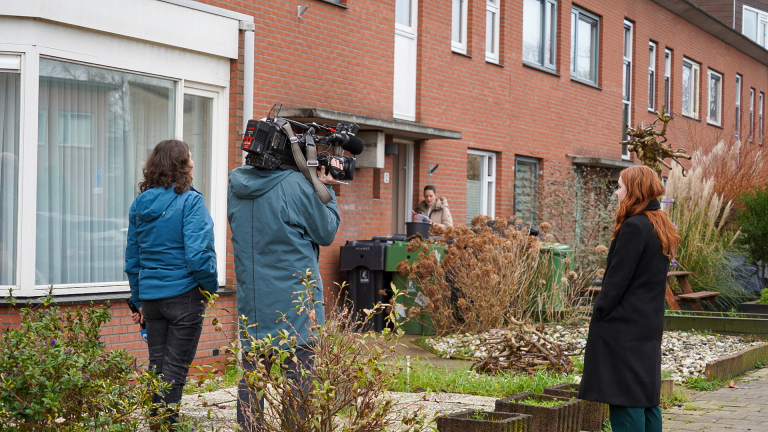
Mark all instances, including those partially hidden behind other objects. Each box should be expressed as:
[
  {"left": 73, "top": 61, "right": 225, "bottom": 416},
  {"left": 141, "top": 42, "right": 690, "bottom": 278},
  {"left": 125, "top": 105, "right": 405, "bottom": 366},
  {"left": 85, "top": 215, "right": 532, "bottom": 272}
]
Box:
[
  {"left": 578, "top": 164, "right": 681, "bottom": 432},
  {"left": 413, "top": 184, "right": 453, "bottom": 228},
  {"left": 125, "top": 139, "right": 218, "bottom": 430}
]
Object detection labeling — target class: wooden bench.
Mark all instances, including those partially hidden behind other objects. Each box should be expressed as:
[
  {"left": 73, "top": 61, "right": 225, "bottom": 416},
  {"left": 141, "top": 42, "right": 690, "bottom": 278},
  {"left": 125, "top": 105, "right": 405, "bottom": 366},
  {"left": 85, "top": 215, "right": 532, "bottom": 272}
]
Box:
[
  {"left": 666, "top": 271, "right": 720, "bottom": 311},
  {"left": 583, "top": 271, "right": 720, "bottom": 311}
]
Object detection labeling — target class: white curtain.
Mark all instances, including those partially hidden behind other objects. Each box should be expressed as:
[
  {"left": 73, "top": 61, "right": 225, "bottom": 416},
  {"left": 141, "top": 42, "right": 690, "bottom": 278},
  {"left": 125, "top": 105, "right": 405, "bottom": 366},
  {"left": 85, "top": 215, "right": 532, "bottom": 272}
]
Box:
[
  {"left": 36, "top": 59, "right": 175, "bottom": 285},
  {"left": 183, "top": 94, "right": 212, "bottom": 206},
  {"left": 0, "top": 72, "right": 20, "bottom": 285}
]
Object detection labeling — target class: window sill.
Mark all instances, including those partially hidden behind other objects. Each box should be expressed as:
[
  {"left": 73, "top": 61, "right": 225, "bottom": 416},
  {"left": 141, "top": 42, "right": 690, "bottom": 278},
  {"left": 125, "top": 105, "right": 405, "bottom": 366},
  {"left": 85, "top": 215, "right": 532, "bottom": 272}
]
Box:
[
  {"left": 315, "top": 0, "right": 348, "bottom": 9},
  {"left": 452, "top": 49, "right": 471, "bottom": 59},
  {"left": 648, "top": 107, "right": 657, "bottom": 113},
  {"left": 0, "top": 287, "right": 235, "bottom": 306},
  {"left": 570, "top": 76, "right": 602, "bottom": 90},
  {"left": 682, "top": 113, "right": 701, "bottom": 121},
  {"left": 486, "top": 59, "right": 503, "bottom": 67},
  {"left": 523, "top": 61, "right": 559, "bottom": 77},
  {"left": 707, "top": 120, "right": 723, "bottom": 128}
]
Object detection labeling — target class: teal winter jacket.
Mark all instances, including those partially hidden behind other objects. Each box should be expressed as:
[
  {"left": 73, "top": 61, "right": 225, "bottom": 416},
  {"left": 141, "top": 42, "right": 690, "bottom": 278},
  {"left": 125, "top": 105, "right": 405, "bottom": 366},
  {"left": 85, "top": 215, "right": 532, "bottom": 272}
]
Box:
[
  {"left": 125, "top": 186, "right": 218, "bottom": 308},
  {"left": 227, "top": 166, "right": 340, "bottom": 347}
]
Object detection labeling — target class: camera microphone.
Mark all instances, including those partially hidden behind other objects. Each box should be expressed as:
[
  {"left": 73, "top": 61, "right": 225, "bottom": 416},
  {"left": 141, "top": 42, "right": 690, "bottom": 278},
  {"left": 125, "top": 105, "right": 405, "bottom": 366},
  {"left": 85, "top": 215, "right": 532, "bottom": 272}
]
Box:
[{"left": 341, "top": 134, "right": 364, "bottom": 155}]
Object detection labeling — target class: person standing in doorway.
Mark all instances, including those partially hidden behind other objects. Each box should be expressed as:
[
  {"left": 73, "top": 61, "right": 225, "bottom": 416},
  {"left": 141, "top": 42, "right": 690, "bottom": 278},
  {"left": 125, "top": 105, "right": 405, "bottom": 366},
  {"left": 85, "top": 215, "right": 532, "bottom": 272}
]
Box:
[
  {"left": 125, "top": 139, "right": 218, "bottom": 430},
  {"left": 578, "top": 164, "right": 681, "bottom": 432},
  {"left": 412, "top": 184, "right": 453, "bottom": 228}
]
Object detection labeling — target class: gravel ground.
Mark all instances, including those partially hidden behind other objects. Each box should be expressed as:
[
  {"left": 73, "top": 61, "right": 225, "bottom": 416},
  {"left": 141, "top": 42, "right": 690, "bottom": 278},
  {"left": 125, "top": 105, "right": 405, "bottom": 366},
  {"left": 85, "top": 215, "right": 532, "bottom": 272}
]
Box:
[{"left": 422, "top": 326, "right": 765, "bottom": 383}]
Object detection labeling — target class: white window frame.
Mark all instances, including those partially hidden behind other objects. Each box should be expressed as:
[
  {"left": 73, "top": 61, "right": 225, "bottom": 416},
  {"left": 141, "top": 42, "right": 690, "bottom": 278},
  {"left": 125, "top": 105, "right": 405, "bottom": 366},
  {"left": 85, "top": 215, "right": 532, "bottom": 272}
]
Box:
[
  {"left": 648, "top": 41, "right": 656, "bottom": 112},
  {"left": 485, "top": 0, "right": 501, "bottom": 63},
  {"left": 467, "top": 149, "right": 496, "bottom": 219},
  {"left": 751, "top": 87, "right": 756, "bottom": 142},
  {"left": 664, "top": 48, "right": 672, "bottom": 112},
  {"left": 571, "top": 6, "right": 600, "bottom": 86},
  {"left": 2, "top": 11, "right": 233, "bottom": 297},
  {"left": 451, "top": 0, "right": 468, "bottom": 54},
  {"left": 707, "top": 69, "right": 722, "bottom": 126},
  {"left": 682, "top": 57, "right": 700, "bottom": 119},
  {"left": 743, "top": 5, "right": 768, "bottom": 47},
  {"left": 621, "top": 20, "right": 633, "bottom": 160},
  {"left": 522, "top": 0, "right": 557, "bottom": 71},
  {"left": 514, "top": 156, "right": 540, "bottom": 223}
]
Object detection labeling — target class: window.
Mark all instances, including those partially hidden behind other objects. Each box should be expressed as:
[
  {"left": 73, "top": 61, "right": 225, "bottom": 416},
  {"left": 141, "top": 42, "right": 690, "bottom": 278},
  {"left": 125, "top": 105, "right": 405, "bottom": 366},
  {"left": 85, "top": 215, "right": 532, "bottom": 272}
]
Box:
[
  {"left": 486, "top": 0, "right": 501, "bottom": 63},
  {"left": 751, "top": 88, "right": 755, "bottom": 142},
  {"left": 743, "top": 5, "right": 768, "bottom": 47},
  {"left": 707, "top": 69, "right": 722, "bottom": 126},
  {"left": 736, "top": 74, "right": 742, "bottom": 140},
  {"left": 36, "top": 58, "right": 180, "bottom": 286},
  {"left": 664, "top": 49, "right": 672, "bottom": 112},
  {"left": 0, "top": 55, "right": 20, "bottom": 286},
  {"left": 648, "top": 41, "right": 657, "bottom": 111},
  {"left": 514, "top": 156, "right": 539, "bottom": 223},
  {"left": 682, "top": 58, "right": 700, "bottom": 119},
  {"left": 452, "top": 0, "right": 468, "bottom": 53},
  {"left": 622, "top": 20, "right": 633, "bottom": 159},
  {"left": 761, "top": 92, "right": 765, "bottom": 142},
  {"left": 466, "top": 150, "right": 496, "bottom": 221},
  {"left": 523, "top": 0, "right": 557, "bottom": 70},
  {"left": 396, "top": 0, "right": 412, "bottom": 27},
  {"left": 571, "top": 6, "right": 599, "bottom": 85}
]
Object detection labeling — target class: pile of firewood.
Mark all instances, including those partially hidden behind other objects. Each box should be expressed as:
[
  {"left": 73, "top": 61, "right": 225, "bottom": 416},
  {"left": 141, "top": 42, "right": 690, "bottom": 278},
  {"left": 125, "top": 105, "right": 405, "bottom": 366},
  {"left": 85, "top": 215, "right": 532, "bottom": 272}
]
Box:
[{"left": 471, "top": 322, "right": 582, "bottom": 375}]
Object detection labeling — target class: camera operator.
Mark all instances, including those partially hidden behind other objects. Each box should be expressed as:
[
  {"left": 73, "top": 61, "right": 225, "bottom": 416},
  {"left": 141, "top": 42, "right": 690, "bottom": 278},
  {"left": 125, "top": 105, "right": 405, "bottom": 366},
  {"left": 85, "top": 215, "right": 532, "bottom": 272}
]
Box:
[{"left": 228, "top": 156, "right": 342, "bottom": 431}]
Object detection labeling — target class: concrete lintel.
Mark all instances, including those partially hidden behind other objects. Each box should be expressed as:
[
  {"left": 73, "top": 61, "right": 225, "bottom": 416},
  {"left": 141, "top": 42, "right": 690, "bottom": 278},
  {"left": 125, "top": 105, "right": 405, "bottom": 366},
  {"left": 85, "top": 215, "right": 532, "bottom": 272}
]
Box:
[{"left": 278, "top": 108, "right": 462, "bottom": 141}]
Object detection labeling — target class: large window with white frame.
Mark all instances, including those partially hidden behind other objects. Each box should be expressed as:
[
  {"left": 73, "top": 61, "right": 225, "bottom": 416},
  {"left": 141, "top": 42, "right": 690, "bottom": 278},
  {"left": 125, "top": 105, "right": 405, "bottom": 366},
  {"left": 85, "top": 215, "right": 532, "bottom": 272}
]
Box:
[
  {"left": 648, "top": 41, "right": 656, "bottom": 111},
  {"left": 707, "top": 69, "right": 722, "bottom": 126},
  {"left": 743, "top": 5, "right": 768, "bottom": 48},
  {"left": 523, "top": 0, "right": 557, "bottom": 71},
  {"left": 452, "top": 0, "right": 468, "bottom": 54},
  {"left": 682, "top": 57, "right": 700, "bottom": 119},
  {"left": 621, "top": 20, "right": 633, "bottom": 159},
  {"left": 0, "top": 55, "right": 20, "bottom": 286},
  {"left": 736, "top": 74, "right": 742, "bottom": 141},
  {"left": 571, "top": 6, "right": 599, "bottom": 85},
  {"left": 0, "top": 0, "right": 235, "bottom": 296},
  {"left": 486, "top": 0, "right": 501, "bottom": 63},
  {"left": 466, "top": 150, "right": 496, "bottom": 222},
  {"left": 664, "top": 48, "right": 672, "bottom": 112},
  {"left": 514, "top": 156, "right": 539, "bottom": 223}
]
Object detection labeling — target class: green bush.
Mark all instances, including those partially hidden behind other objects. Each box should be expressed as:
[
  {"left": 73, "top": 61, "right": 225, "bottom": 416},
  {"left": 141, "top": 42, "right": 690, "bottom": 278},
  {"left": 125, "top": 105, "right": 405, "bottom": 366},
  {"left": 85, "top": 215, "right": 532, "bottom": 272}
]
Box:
[
  {"left": 0, "top": 289, "right": 197, "bottom": 432},
  {"left": 737, "top": 184, "right": 768, "bottom": 283}
]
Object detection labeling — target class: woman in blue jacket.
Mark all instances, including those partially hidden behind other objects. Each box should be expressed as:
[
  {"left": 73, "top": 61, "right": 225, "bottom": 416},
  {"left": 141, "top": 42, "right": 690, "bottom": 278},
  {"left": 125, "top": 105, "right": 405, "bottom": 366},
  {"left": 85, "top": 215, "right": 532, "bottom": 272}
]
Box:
[{"left": 125, "top": 139, "right": 218, "bottom": 429}]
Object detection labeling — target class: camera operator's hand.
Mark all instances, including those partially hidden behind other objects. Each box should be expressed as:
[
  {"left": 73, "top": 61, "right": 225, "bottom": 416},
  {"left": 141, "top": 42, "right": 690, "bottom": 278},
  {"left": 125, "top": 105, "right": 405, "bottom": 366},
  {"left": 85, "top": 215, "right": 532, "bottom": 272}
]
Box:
[{"left": 318, "top": 159, "right": 343, "bottom": 185}]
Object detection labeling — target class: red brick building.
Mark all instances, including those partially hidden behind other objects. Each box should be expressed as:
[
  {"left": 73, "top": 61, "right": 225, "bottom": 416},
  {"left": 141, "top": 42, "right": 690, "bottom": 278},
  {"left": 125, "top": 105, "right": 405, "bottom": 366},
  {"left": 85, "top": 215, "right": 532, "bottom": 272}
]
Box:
[{"left": 1, "top": 0, "right": 766, "bottom": 367}]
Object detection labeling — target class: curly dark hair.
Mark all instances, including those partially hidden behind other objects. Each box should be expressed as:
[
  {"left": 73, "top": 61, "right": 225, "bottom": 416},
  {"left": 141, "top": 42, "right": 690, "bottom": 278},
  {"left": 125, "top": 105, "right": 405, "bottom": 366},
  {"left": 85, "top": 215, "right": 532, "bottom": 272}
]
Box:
[{"left": 139, "top": 139, "right": 193, "bottom": 194}]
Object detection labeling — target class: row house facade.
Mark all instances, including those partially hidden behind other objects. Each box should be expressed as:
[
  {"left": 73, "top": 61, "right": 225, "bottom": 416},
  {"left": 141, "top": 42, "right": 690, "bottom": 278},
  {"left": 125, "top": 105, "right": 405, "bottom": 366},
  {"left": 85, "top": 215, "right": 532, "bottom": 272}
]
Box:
[{"left": 1, "top": 0, "right": 767, "bottom": 366}]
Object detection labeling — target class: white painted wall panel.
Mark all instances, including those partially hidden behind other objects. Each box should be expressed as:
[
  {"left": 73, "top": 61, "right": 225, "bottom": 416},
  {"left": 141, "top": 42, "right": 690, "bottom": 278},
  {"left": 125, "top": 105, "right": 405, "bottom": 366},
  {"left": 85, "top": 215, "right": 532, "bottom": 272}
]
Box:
[{"left": 0, "top": 0, "right": 239, "bottom": 59}]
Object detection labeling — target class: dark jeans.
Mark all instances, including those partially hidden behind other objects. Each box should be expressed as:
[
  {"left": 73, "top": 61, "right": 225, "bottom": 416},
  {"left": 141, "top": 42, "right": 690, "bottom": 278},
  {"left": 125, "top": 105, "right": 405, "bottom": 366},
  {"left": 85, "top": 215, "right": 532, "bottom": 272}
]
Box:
[
  {"left": 609, "top": 405, "right": 662, "bottom": 432},
  {"left": 142, "top": 287, "right": 206, "bottom": 424},
  {"left": 237, "top": 345, "right": 314, "bottom": 432}
]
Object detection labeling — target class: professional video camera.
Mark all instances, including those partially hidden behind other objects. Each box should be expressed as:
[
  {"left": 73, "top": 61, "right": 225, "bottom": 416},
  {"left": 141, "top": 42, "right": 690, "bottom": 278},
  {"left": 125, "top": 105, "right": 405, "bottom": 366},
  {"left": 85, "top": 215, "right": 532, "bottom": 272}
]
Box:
[{"left": 241, "top": 107, "right": 364, "bottom": 180}]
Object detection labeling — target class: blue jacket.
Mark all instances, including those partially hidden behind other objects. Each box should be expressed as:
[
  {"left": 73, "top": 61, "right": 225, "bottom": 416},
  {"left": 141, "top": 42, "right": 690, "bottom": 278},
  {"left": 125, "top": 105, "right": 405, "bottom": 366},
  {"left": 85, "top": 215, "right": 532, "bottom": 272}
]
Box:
[
  {"left": 125, "top": 186, "right": 218, "bottom": 308},
  {"left": 228, "top": 166, "right": 340, "bottom": 346}
]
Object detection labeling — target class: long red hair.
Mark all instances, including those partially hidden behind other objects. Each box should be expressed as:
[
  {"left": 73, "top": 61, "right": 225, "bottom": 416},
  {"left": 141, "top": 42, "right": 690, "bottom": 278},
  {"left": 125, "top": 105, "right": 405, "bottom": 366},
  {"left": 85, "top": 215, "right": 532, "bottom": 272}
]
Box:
[{"left": 612, "top": 165, "right": 681, "bottom": 258}]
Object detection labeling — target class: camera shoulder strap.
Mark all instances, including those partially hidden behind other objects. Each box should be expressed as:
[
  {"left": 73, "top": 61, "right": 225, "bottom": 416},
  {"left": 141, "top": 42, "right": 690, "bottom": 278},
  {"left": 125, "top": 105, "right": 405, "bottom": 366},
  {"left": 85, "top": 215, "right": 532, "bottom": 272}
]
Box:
[{"left": 276, "top": 119, "right": 333, "bottom": 205}]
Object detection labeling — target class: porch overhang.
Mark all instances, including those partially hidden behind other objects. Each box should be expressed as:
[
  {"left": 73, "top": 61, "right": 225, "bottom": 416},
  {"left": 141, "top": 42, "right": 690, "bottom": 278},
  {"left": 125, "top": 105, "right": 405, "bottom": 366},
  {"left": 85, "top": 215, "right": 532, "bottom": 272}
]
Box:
[{"left": 278, "top": 107, "right": 462, "bottom": 141}]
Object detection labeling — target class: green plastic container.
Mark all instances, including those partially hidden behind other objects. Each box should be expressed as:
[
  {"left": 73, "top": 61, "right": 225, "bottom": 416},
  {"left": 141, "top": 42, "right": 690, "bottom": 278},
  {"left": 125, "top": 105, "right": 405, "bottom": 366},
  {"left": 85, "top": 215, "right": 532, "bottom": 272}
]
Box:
[
  {"left": 384, "top": 241, "right": 446, "bottom": 335},
  {"left": 539, "top": 243, "right": 574, "bottom": 310}
]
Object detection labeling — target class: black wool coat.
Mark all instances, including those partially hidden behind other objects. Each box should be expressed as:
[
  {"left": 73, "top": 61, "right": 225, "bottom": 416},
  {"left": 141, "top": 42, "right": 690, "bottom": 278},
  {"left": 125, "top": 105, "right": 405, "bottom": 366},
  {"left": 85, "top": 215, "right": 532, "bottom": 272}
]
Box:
[{"left": 578, "top": 200, "right": 670, "bottom": 408}]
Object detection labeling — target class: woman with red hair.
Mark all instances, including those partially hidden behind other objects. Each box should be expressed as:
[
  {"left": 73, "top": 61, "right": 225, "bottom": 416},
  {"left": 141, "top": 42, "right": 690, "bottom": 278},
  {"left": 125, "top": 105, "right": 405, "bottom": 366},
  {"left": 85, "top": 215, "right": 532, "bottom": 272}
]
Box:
[{"left": 578, "top": 165, "right": 681, "bottom": 432}]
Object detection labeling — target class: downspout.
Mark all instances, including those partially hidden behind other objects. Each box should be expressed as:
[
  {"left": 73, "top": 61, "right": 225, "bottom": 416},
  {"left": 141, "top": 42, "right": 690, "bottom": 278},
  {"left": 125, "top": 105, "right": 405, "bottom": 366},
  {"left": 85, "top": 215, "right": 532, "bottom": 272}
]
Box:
[{"left": 240, "top": 21, "right": 255, "bottom": 164}]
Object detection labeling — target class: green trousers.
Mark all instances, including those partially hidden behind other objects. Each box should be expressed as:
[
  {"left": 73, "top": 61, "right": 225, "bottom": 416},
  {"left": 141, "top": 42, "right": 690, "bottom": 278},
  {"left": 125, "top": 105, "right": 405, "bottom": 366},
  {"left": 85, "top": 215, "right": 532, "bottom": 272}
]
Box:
[{"left": 609, "top": 405, "right": 662, "bottom": 432}]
